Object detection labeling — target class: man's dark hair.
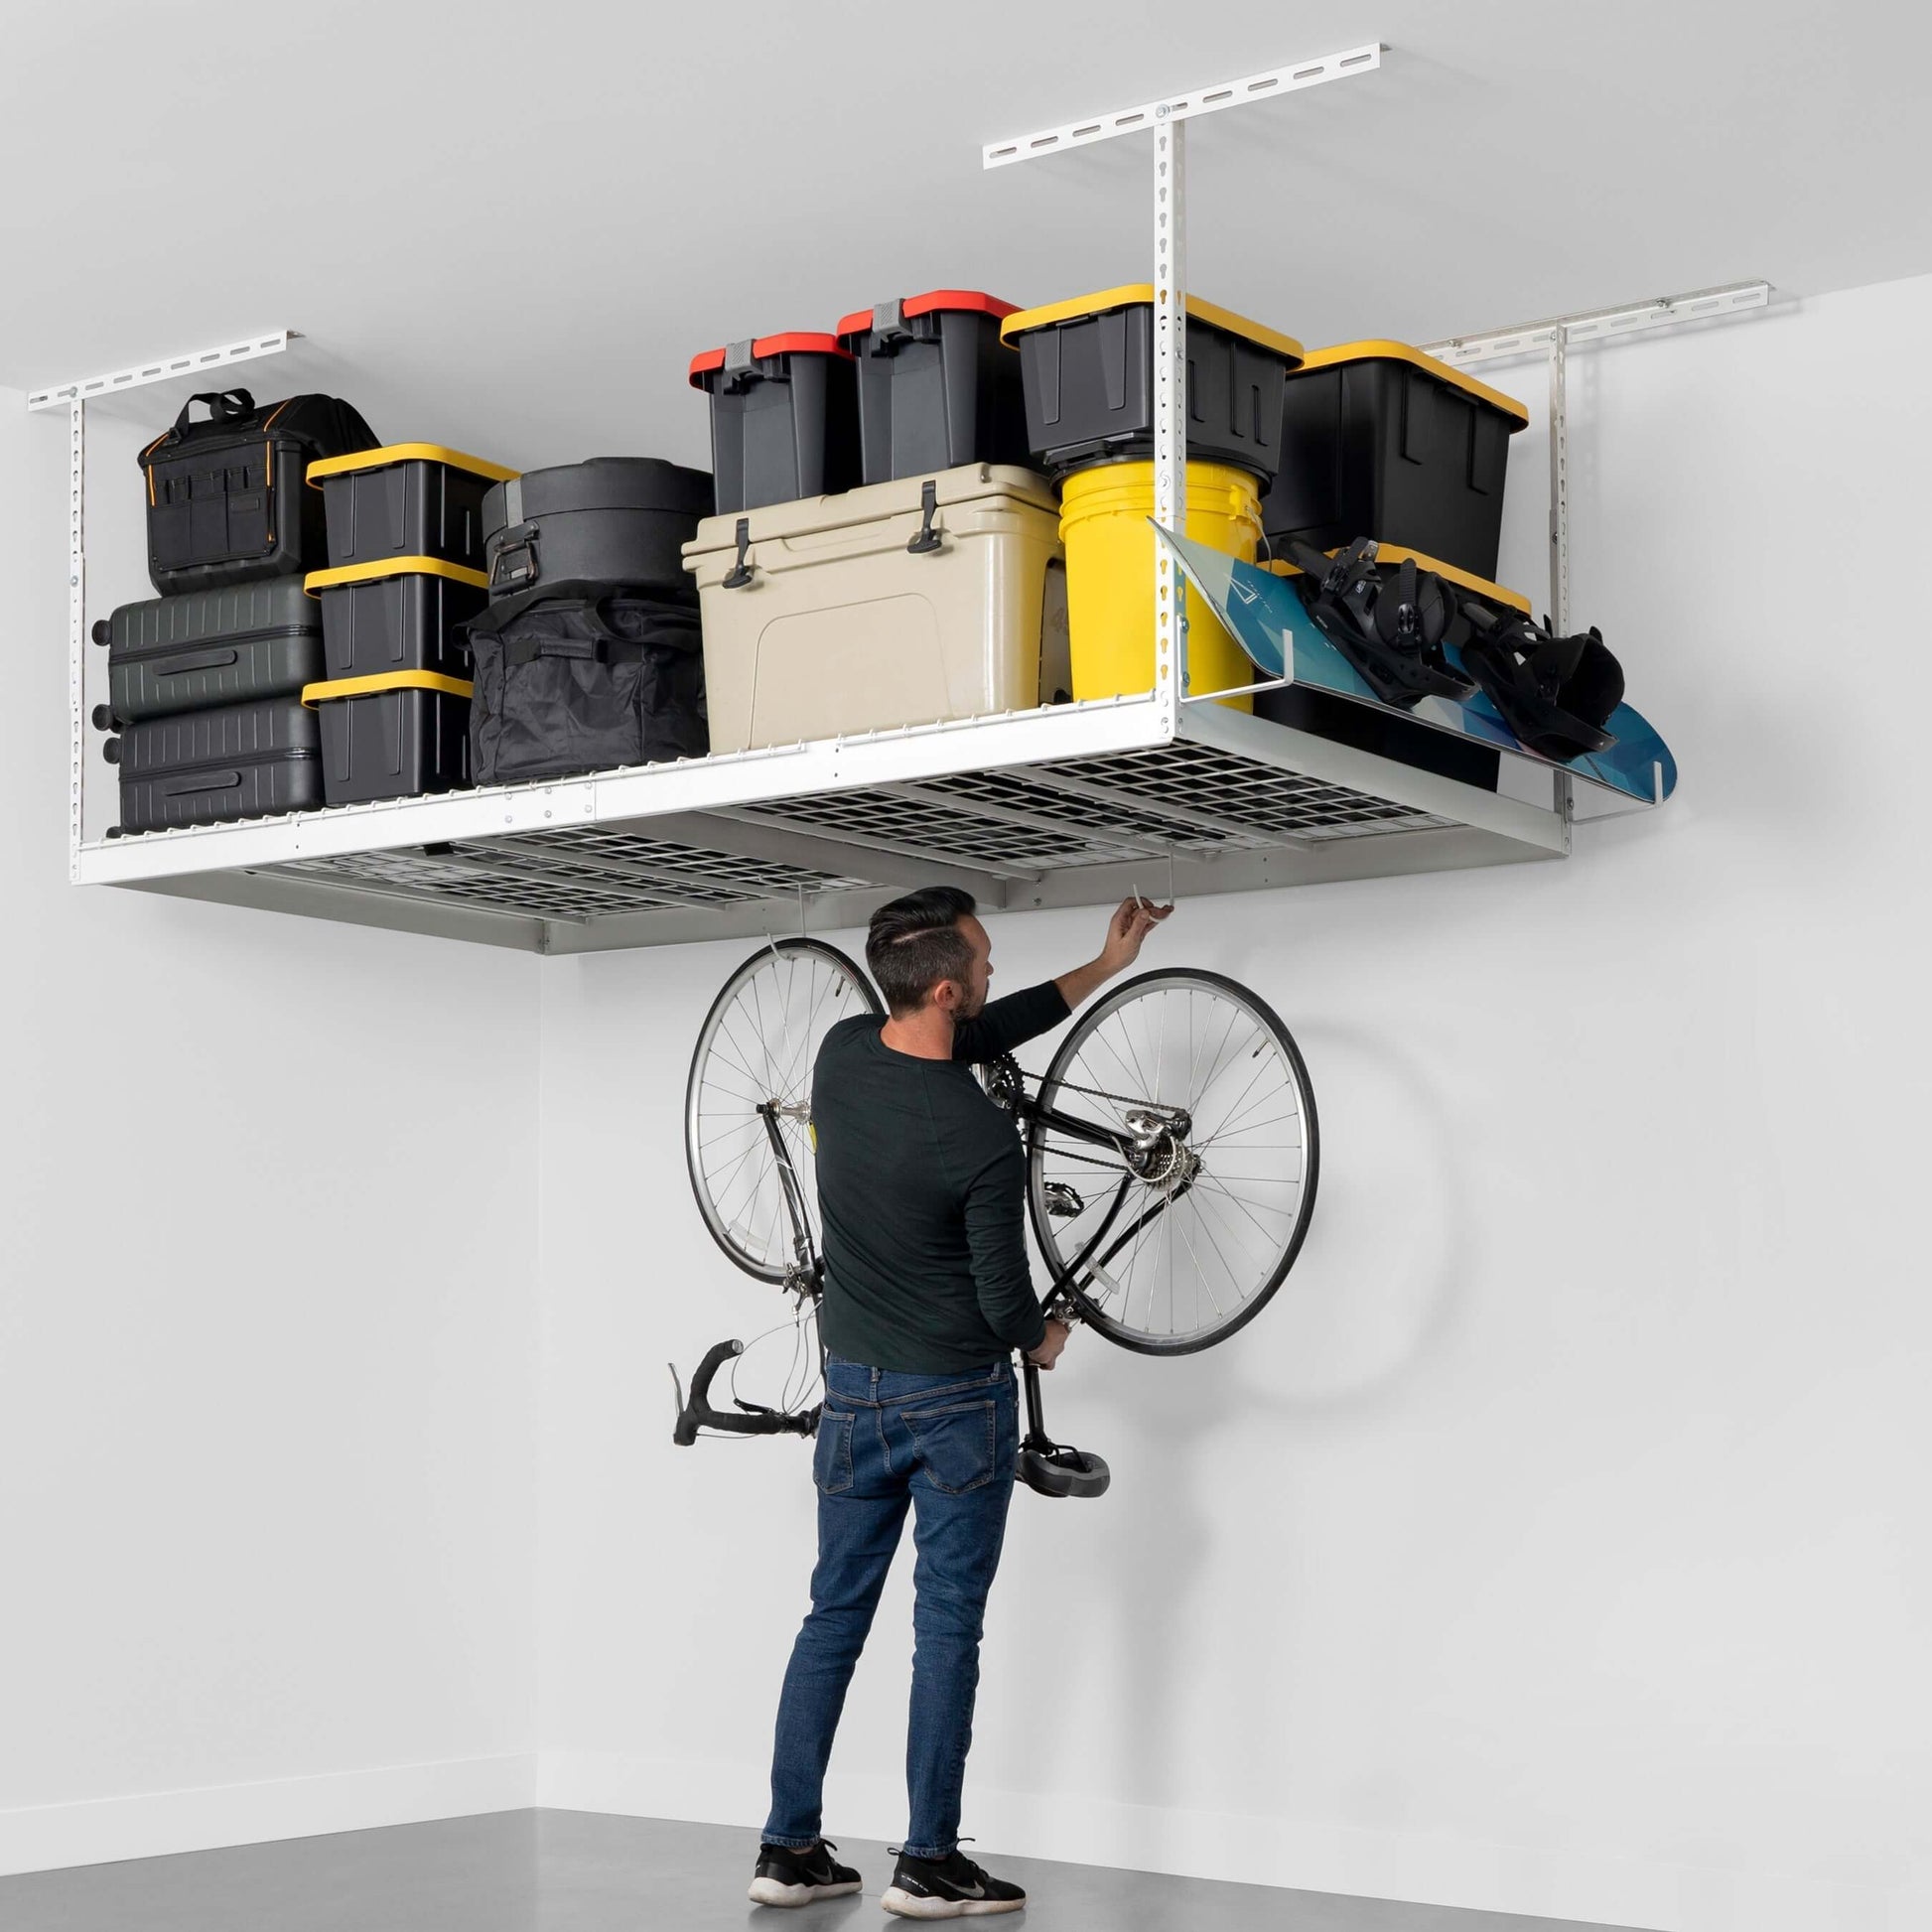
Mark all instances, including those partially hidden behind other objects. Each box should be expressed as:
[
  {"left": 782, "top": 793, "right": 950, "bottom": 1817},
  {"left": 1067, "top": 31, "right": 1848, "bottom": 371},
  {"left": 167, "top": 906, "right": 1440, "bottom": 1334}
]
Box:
[{"left": 866, "top": 887, "right": 978, "bottom": 1018}]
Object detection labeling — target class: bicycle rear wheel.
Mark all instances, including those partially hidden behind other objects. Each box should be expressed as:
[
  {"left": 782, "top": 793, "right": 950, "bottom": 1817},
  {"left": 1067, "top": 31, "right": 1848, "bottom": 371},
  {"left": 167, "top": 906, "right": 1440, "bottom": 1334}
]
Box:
[
  {"left": 685, "top": 937, "right": 882, "bottom": 1283},
  {"left": 1026, "top": 967, "right": 1317, "bottom": 1354}
]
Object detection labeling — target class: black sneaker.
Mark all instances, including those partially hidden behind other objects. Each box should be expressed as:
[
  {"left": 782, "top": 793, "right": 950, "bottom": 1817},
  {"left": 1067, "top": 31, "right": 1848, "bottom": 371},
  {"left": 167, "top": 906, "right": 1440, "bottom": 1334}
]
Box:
[
  {"left": 882, "top": 1846, "right": 1027, "bottom": 1918},
  {"left": 748, "top": 1837, "right": 863, "bottom": 1908}
]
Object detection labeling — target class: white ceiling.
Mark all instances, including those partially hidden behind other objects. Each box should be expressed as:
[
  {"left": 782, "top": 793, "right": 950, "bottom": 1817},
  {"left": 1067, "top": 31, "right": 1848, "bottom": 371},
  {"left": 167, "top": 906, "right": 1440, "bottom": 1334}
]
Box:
[{"left": 4, "top": 0, "right": 1926, "bottom": 471}]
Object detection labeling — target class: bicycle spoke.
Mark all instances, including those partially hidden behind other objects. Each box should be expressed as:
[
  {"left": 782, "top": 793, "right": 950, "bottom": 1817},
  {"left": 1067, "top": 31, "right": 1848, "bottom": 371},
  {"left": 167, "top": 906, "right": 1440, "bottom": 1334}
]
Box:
[
  {"left": 1199, "top": 1073, "right": 1297, "bottom": 1147},
  {"left": 1185, "top": 1192, "right": 1247, "bottom": 1310},
  {"left": 1173, "top": 1202, "right": 1226, "bottom": 1323}
]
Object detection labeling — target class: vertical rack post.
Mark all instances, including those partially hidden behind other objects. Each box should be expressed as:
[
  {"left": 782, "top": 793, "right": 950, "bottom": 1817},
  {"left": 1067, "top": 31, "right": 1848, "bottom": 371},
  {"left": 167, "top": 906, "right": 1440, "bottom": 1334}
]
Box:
[
  {"left": 68, "top": 399, "right": 86, "bottom": 881},
  {"left": 1547, "top": 325, "right": 1574, "bottom": 830},
  {"left": 1152, "top": 112, "right": 1188, "bottom": 736},
  {"left": 1548, "top": 323, "right": 1570, "bottom": 634}
]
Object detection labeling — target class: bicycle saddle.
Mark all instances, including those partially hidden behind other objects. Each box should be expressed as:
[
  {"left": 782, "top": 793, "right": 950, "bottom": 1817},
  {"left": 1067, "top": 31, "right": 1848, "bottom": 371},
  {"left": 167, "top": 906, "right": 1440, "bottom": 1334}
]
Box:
[{"left": 1019, "top": 1444, "right": 1111, "bottom": 1499}]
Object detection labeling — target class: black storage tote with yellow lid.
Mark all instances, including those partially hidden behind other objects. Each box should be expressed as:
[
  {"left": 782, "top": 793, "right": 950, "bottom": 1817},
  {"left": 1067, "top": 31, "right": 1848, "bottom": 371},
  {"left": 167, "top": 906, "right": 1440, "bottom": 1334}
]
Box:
[
  {"left": 307, "top": 443, "right": 518, "bottom": 572},
  {"left": 301, "top": 554, "right": 485, "bottom": 805},
  {"left": 108, "top": 696, "right": 322, "bottom": 832},
  {"left": 689, "top": 334, "right": 859, "bottom": 512},
  {"left": 836, "top": 291, "right": 1030, "bottom": 483},
  {"left": 1258, "top": 342, "right": 1530, "bottom": 583},
  {"left": 999, "top": 287, "right": 1304, "bottom": 482},
  {"left": 302, "top": 668, "right": 474, "bottom": 805},
  {"left": 137, "top": 388, "right": 378, "bottom": 594}
]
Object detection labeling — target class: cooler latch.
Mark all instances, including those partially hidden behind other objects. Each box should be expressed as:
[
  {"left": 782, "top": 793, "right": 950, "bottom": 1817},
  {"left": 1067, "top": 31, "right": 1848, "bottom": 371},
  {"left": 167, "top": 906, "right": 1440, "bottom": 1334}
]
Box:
[
  {"left": 905, "top": 481, "right": 943, "bottom": 556},
  {"left": 723, "top": 517, "right": 756, "bottom": 589}
]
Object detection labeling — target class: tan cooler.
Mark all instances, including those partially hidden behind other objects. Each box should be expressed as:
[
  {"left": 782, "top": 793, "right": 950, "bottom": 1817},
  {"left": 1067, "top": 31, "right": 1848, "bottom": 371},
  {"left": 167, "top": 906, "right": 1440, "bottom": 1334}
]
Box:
[{"left": 684, "top": 464, "right": 1064, "bottom": 753}]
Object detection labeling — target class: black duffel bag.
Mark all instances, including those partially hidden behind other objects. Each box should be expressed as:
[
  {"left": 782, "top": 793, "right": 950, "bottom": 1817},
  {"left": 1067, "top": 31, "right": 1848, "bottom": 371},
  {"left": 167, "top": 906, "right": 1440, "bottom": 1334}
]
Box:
[
  {"left": 464, "top": 593, "right": 707, "bottom": 784},
  {"left": 138, "top": 388, "right": 379, "bottom": 593}
]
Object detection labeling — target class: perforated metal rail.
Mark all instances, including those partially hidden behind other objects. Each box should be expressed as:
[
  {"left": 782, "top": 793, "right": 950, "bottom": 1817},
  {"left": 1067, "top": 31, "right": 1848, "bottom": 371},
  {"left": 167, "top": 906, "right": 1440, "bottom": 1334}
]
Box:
[{"left": 219, "top": 726, "right": 1476, "bottom": 948}]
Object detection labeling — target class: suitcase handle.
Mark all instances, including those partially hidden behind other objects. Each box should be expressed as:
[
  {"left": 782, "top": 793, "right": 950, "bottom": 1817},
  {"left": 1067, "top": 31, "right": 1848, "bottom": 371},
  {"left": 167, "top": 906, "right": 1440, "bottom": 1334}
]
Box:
[
  {"left": 172, "top": 388, "right": 256, "bottom": 435},
  {"left": 152, "top": 646, "right": 242, "bottom": 678},
  {"left": 160, "top": 770, "right": 241, "bottom": 796}
]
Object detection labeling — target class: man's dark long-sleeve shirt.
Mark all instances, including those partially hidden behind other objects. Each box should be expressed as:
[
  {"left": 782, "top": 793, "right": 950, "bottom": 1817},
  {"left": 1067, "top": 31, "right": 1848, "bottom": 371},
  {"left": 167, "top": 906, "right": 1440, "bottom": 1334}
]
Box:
[{"left": 812, "top": 981, "right": 1070, "bottom": 1373}]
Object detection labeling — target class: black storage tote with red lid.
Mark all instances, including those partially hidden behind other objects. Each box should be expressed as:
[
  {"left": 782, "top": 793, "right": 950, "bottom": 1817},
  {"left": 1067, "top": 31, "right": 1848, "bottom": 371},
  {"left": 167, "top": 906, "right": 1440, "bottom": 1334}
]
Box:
[
  {"left": 835, "top": 290, "right": 1030, "bottom": 483},
  {"left": 689, "top": 335, "right": 860, "bottom": 512}
]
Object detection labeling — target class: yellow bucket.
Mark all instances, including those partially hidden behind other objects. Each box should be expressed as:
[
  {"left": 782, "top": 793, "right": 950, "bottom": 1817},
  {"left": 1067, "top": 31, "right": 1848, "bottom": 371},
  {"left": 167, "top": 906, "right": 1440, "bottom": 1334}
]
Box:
[{"left": 1058, "top": 460, "right": 1262, "bottom": 710}]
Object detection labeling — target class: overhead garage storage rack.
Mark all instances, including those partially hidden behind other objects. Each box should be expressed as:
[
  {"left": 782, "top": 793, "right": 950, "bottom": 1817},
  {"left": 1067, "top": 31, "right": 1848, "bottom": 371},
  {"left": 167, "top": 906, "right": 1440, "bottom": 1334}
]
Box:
[
  {"left": 63, "top": 680, "right": 1575, "bottom": 954},
  {"left": 39, "top": 46, "right": 1757, "bottom": 955}
]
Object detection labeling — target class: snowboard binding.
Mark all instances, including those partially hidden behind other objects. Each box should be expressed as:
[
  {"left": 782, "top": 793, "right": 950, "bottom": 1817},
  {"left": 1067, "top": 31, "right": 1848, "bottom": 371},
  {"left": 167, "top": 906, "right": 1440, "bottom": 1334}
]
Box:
[
  {"left": 1456, "top": 601, "right": 1625, "bottom": 759},
  {"left": 1284, "top": 537, "right": 1476, "bottom": 707}
]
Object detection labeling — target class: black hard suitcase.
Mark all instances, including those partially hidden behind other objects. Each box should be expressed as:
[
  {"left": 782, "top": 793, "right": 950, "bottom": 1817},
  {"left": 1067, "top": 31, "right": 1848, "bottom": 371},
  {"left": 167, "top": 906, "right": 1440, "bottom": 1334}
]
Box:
[
  {"left": 137, "top": 388, "right": 378, "bottom": 594},
  {"left": 109, "top": 697, "right": 322, "bottom": 832},
  {"left": 95, "top": 578, "right": 324, "bottom": 724},
  {"left": 482, "top": 459, "right": 713, "bottom": 606}
]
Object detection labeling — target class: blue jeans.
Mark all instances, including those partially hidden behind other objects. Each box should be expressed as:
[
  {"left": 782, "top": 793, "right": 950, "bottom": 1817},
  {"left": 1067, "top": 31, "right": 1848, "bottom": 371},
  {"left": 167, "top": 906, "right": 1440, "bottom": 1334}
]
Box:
[{"left": 764, "top": 1355, "right": 1019, "bottom": 1860}]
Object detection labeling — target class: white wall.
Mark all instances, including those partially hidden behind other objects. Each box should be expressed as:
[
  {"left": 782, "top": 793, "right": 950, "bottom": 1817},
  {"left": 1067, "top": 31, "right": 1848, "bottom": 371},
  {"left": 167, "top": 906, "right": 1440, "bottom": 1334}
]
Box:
[
  {"left": 533, "top": 275, "right": 1932, "bottom": 1932},
  {"left": 0, "top": 395, "right": 544, "bottom": 1873}
]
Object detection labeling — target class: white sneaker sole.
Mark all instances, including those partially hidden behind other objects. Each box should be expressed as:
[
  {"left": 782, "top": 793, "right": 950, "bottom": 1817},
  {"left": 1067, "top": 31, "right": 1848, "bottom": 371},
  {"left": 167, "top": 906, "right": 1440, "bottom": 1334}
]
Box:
[
  {"left": 749, "top": 1874, "right": 863, "bottom": 1907},
  {"left": 881, "top": 1885, "right": 1024, "bottom": 1918}
]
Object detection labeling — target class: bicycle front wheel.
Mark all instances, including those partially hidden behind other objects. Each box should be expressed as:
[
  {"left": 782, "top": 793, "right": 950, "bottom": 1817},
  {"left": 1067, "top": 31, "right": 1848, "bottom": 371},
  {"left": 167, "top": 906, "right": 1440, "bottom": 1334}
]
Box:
[
  {"left": 685, "top": 937, "right": 882, "bottom": 1283},
  {"left": 1026, "top": 968, "right": 1318, "bottom": 1354}
]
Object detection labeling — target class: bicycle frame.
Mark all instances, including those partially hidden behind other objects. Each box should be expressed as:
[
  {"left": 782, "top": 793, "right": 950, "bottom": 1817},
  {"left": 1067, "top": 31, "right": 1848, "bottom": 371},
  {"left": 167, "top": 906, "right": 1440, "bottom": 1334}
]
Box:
[{"left": 672, "top": 1063, "right": 1190, "bottom": 1470}]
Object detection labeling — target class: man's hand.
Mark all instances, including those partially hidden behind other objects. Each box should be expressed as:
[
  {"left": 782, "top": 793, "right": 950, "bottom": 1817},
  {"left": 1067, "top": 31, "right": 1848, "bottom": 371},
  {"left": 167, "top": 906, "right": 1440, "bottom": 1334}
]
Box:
[
  {"left": 1026, "top": 1318, "right": 1070, "bottom": 1370},
  {"left": 1054, "top": 897, "right": 1174, "bottom": 1012},
  {"left": 1099, "top": 896, "right": 1172, "bottom": 975}
]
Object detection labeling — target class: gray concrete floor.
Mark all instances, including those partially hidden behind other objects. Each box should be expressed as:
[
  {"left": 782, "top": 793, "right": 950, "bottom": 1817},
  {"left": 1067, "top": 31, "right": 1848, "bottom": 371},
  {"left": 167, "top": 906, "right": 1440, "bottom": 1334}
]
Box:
[{"left": 0, "top": 1810, "right": 1657, "bottom": 1932}]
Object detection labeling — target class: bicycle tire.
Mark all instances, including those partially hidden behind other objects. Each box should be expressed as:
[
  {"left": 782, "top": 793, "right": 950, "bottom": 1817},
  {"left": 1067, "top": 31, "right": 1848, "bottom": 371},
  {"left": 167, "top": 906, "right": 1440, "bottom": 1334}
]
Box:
[
  {"left": 1025, "top": 966, "right": 1318, "bottom": 1355},
  {"left": 685, "top": 937, "right": 882, "bottom": 1284}
]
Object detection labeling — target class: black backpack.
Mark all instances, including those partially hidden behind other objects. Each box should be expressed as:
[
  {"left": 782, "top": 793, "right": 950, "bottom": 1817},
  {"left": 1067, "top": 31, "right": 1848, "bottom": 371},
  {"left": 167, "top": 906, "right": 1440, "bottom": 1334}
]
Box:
[{"left": 137, "top": 388, "right": 378, "bottom": 594}]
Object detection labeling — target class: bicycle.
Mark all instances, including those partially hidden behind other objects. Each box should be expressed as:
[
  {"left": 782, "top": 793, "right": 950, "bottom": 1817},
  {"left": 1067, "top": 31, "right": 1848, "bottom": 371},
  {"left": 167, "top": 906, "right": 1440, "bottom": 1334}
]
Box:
[{"left": 673, "top": 935, "right": 1319, "bottom": 1496}]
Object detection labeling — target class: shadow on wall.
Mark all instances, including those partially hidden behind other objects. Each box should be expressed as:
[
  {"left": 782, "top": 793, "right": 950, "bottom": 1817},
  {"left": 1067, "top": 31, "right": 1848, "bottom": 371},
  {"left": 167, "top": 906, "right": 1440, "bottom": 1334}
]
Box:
[{"left": 1016, "top": 1011, "right": 1475, "bottom": 1813}]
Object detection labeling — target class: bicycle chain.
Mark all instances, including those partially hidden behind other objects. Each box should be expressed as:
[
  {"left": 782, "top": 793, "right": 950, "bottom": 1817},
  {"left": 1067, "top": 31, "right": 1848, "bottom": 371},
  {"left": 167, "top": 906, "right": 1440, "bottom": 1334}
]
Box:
[{"left": 991, "top": 1061, "right": 1178, "bottom": 1177}]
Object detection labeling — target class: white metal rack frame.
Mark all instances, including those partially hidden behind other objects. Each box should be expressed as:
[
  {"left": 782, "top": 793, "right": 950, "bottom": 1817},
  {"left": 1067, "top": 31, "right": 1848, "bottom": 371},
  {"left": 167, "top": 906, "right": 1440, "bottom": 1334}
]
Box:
[{"left": 38, "top": 59, "right": 1759, "bottom": 955}]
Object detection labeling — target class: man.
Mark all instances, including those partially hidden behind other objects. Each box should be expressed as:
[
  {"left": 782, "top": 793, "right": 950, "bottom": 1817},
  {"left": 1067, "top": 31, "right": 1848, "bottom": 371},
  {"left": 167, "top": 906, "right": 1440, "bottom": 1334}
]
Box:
[{"left": 749, "top": 889, "right": 1170, "bottom": 1918}]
